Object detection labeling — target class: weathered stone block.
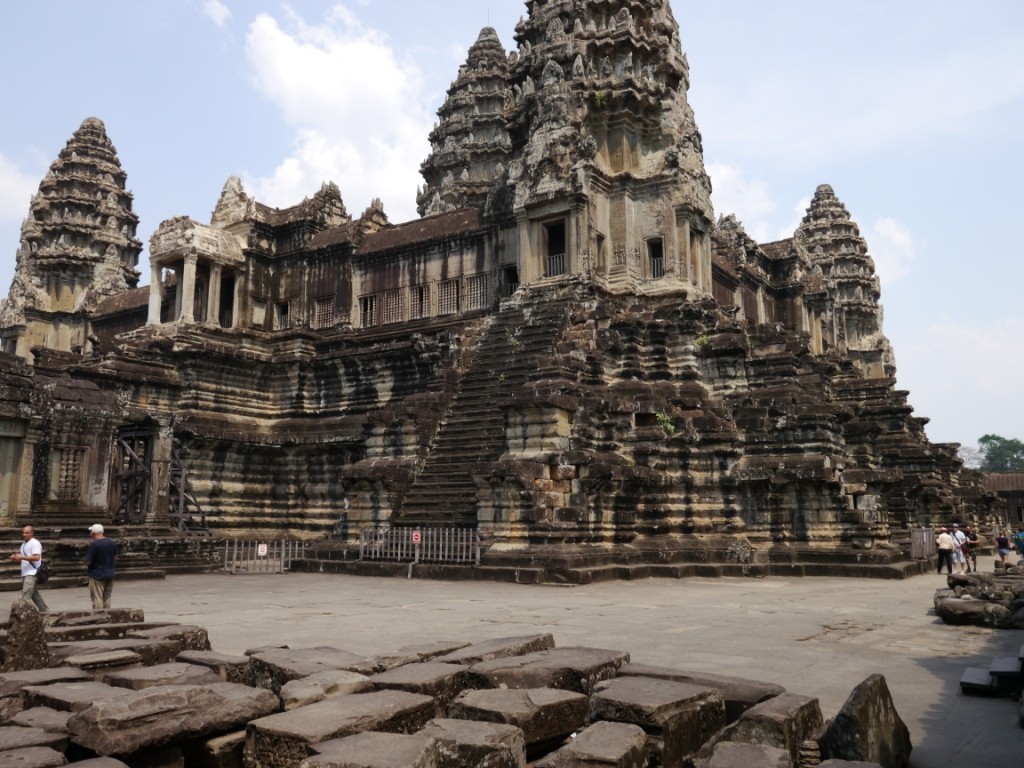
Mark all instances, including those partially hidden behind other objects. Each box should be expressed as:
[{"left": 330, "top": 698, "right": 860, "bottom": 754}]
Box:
[
  {"left": 370, "top": 662, "right": 467, "bottom": 711},
  {"left": 181, "top": 730, "right": 246, "bottom": 768},
  {"left": 48, "top": 638, "right": 180, "bottom": 666},
  {"left": 700, "top": 741, "right": 791, "bottom": 767},
  {"left": 280, "top": 670, "right": 374, "bottom": 710},
  {"left": 57, "top": 759, "right": 130, "bottom": 768},
  {"left": 301, "top": 731, "right": 438, "bottom": 768},
  {"left": 818, "top": 675, "right": 911, "bottom": 768},
  {"left": 436, "top": 635, "right": 555, "bottom": 665},
  {"left": 465, "top": 647, "right": 629, "bottom": 695},
  {"left": 62, "top": 650, "right": 142, "bottom": 678},
  {"left": 248, "top": 647, "right": 373, "bottom": 694},
  {"left": 534, "top": 721, "right": 647, "bottom": 768},
  {"left": 700, "top": 691, "right": 823, "bottom": 765},
  {"left": 23, "top": 680, "right": 125, "bottom": 712},
  {"left": 0, "top": 746, "right": 67, "bottom": 767},
  {"left": 0, "top": 667, "right": 93, "bottom": 698},
  {"left": 66, "top": 682, "right": 279, "bottom": 757},
  {"left": 1, "top": 600, "right": 50, "bottom": 672},
  {"left": 245, "top": 690, "right": 435, "bottom": 768},
  {"left": 589, "top": 676, "right": 726, "bottom": 768},
  {"left": 0, "top": 725, "right": 67, "bottom": 753},
  {"left": 374, "top": 642, "right": 471, "bottom": 672},
  {"left": 420, "top": 718, "right": 526, "bottom": 768},
  {"left": 447, "top": 687, "right": 588, "bottom": 749},
  {"left": 8, "top": 706, "right": 75, "bottom": 734},
  {"left": 177, "top": 650, "right": 251, "bottom": 684},
  {"left": 619, "top": 663, "right": 784, "bottom": 722},
  {"left": 129, "top": 624, "right": 211, "bottom": 651},
  {"left": 104, "top": 661, "right": 222, "bottom": 690}
]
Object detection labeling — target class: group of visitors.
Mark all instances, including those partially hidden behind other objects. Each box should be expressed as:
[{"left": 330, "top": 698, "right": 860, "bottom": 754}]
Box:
[
  {"left": 8, "top": 524, "right": 118, "bottom": 611},
  {"left": 937, "top": 523, "right": 1024, "bottom": 574}
]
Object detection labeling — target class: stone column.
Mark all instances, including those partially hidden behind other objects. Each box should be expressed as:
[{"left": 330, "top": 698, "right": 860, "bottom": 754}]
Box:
[
  {"left": 207, "top": 264, "right": 223, "bottom": 325},
  {"left": 180, "top": 255, "right": 197, "bottom": 323},
  {"left": 147, "top": 264, "right": 164, "bottom": 325},
  {"left": 232, "top": 272, "right": 243, "bottom": 329}
]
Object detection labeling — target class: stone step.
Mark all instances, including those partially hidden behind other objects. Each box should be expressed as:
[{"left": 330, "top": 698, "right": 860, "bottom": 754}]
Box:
[
  {"left": 960, "top": 666, "right": 1000, "bottom": 696},
  {"left": 989, "top": 656, "right": 1023, "bottom": 693}
]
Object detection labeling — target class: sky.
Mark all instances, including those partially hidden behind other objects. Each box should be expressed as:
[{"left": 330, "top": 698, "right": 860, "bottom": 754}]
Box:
[{"left": 0, "top": 1, "right": 1022, "bottom": 450}]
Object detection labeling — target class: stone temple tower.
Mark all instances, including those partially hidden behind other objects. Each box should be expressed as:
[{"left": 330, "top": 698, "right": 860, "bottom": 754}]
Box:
[{"left": 0, "top": 118, "right": 142, "bottom": 358}]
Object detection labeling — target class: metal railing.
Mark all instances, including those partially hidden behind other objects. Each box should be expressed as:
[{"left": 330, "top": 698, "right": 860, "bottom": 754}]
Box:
[
  {"left": 223, "top": 540, "right": 308, "bottom": 574},
  {"left": 545, "top": 252, "right": 566, "bottom": 277},
  {"left": 359, "top": 526, "right": 481, "bottom": 571}
]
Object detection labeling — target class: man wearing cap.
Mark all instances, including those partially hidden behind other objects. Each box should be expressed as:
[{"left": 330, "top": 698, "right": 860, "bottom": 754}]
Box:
[
  {"left": 84, "top": 524, "right": 117, "bottom": 609},
  {"left": 935, "top": 527, "right": 954, "bottom": 575}
]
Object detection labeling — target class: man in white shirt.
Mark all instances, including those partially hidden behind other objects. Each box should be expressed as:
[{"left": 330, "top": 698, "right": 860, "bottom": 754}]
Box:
[
  {"left": 950, "top": 524, "right": 968, "bottom": 574},
  {"left": 935, "top": 527, "right": 954, "bottom": 575},
  {"left": 9, "top": 525, "right": 48, "bottom": 611}
]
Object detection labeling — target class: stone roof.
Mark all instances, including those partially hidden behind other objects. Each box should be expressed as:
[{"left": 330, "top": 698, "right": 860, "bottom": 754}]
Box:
[
  {"left": 983, "top": 472, "right": 1024, "bottom": 492},
  {"left": 359, "top": 209, "right": 484, "bottom": 255}
]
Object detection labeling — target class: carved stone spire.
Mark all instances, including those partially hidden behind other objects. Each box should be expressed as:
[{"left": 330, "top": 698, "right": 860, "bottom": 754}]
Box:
[
  {"left": 795, "top": 184, "right": 895, "bottom": 378},
  {"left": 417, "top": 27, "right": 512, "bottom": 217},
  {"left": 0, "top": 117, "right": 142, "bottom": 357}
]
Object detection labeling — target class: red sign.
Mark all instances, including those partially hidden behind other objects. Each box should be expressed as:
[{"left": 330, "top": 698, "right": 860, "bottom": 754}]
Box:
[{"left": 412, "top": 530, "right": 422, "bottom": 544}]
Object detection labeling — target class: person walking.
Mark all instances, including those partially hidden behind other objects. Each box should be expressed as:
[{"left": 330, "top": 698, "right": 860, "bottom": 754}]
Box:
[
  {"left": 995, "top": 530, "right": 1012, "bottom": 565},
  {"left": 950, "top": 524, "right": 968, "bottom": 574},
  {"left": 935, "top": 527, "right": 954, "bottom": 575},
  {"left": 10, "top": 525, "right": 48, "bottom": 611},
  {"left": 964, "top": 525, "right": 979, "bottom": 573},
  {"left": 84, "top": 524, "right": 117, "bottom": 609}
]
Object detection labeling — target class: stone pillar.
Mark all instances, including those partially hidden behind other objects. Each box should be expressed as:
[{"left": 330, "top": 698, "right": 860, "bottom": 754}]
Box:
[
  {"left": 207, "top": 264, "right": 223, "bottom": 325},
  {"left": 148, "top": 425, "right": 174, "bottom": 524},
  {"left": 232, "top": 271, "right": 243, "bottom": 329},
  {"left": 147, "top": 264, "right": 163, "bottom": 325},
  {"left": 180, "top": 256, "right": 197, "bottom": 324}
]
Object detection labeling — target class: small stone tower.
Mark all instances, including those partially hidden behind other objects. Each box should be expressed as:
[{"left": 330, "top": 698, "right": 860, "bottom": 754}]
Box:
[{"left": 0, "top": 118, "right": 142, "bottom": 358}]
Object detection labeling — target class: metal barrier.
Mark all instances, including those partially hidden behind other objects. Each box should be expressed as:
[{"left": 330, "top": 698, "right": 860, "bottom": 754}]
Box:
[
  {"left": 910, "top": 528, "right": 936, "bottom": 560},
  {"left": 223, "top": 540, "right": 307, "bottom": 574},
  {"left": 359, "top": 526, "right": 480, "bottom": 574}
]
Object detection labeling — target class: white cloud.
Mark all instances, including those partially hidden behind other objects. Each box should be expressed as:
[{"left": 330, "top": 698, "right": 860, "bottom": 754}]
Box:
[
  {"left": 243, "top": 7, "right": 432, "bottom": 221},
  {"left": 203, "top": 0, "right": 232, "bottom": 28},
  {"left": 707, "top": 162, "right": 810, "bottom": 243},
  {"left": 867, "top": 217, "right": 916, "bottom": 285},
  {"left": 0, "top": 153, "right": 37, "bottom": 227}
]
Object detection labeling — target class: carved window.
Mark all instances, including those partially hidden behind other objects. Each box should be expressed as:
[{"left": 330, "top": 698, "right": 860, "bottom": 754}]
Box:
[
  {"left": 250, "top": 299, "right": 267, "bottom": 328},
  {"left": 409, "top": 285, "right": 430, "bottom": 320},
  {"left": 542, "top": 220, "right": 567, "bottom": 277},
  {"left": 314, "top": 297, "right": 335, "bottom": 330},
  {"left": 274, "top": 301, "right": 291, "bottom": 330},
  {"left": 464, "top": 275, "right": 489, "bottom": 311},
  {"left": 438, "top": 280, "right": 460, "bottom": 316},
  {"left": 57, "top": 448, "right": 85, "bottom": 501},
  {"left": 648, "top": 239, "right": 664, "bottom": 279},
  {"left": 360, "top": 295, "right": 377, "bottom": 327},
  {"left": 382, "top": 290, "right": 403, "bottom": 325}
]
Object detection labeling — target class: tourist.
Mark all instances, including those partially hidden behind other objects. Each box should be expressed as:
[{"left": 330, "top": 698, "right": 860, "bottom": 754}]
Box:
[
  {"left": 9, "top": 525, "right": 48, "bottom": 611},
  {"left": 950, "top": 524, "right": 968, "bottom": 574},
  {"left": 995, "top": 530, "right": 1012, "bottom": 565},
  {"left": 935, "top": 527, "right": 954, "bottom": 575},
  {"left": 964, "top": 526, "right": 979, "bottom": 573},
  {"left": 84, "top": 524, "right": 117, "bottom": 609},
  {"left": 1014, "top": 527, "right": 1024, "bottom": 563}
]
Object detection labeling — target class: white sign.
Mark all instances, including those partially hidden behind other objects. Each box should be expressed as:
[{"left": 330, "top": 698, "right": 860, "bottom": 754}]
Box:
[{"left": 257, "top": 543, "right": 268, "bottom": 557}]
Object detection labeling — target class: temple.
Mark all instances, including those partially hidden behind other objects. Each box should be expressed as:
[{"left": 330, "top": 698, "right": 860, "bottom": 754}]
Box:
[{"left": 0, "top": 1, "right": 996, "bottom": 578}]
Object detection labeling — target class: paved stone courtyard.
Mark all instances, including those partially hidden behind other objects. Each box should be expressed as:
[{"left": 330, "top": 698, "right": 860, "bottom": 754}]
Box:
[{"left": 10, "top": 572, "right": 1020, "bottom": 767}]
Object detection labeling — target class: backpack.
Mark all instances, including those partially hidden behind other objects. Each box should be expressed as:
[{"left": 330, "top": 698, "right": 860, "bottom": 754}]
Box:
[{"left": 32, "top": 560, "right": 50, "bottom": 585}]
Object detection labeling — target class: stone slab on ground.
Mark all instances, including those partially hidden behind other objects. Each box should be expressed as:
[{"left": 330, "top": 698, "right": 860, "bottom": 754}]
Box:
[
  {"left": 129, "top": 624, "right": 211, "bottom": 651},
  {"left": 22, "top": 680, "right": 124, "bottom": 712},
  {"left": 181, "top": 729, "right": 246, "bottom": 768},
  {"left": 589, "top": 676, "right": 726, "bottom": 768},
  {"left": 374, "top": 641, "right": 471, "bottom": 672},
  {"left": 43, "top": 621, "right": 176, "bottom": 643},
  {"left": 61, "top": 650, "right": 142, "bottom": 678},
  {"left": 281, "top": 670, "right": 374, "bottom": 710},
  {"left": 619, "top": 663, "right": 785, "bottom": 722},
  {"left": 302, "top": 731, "right": 438, "bottom": 768},
  {"left": 42, "top": 609, "right": 144, "bottom": 628},
  {"left": 0, "top": 745, "right": 67, "bottom": 767},
  {"left": 370, "top": 662, "right": 467, "bottom": 711},
  {"left": 0, "top": 725, "right": 67, "bottom": 753},
  {"left": 699, "top": 691, "right": 824, "bottom": 765},
  {"left": 8, "top": 706, "right": 74, "bottom": 734},
  {"left": 958, "top": 667, "right": 998, "bottom": 696},
  {"left": 699, "top": 741, "right": 791, "bottom": 768},
  {"left": 248, "top": 647, "right": 374, "bottom": 694},
  {"left": 103, "top": 660, "right": 222, "bottom": 690},
  {"left": 447, "top": 687, "right": 587, "bottom": 749},
  {"left": 0, "top": 668, "right": 92, "bottom": 698},
  {"left": 464, "top": 647, "right": 629, "bottom": 695},
  {"left": 60, "top": 759, "right": 131, "bottom": 768},
  {"left": 420, "top": 717, "right": 526, "bottom": 768},
  {"left": 176, "top": 649, "right": 251, "bottom": 684},
  {"left": 245, "top": 690, "right": 435, "bottom": 768},
  {"left": 47, "top": 638, "right": 180, "bottom": 666},
  {"left": 817, "top": 675, "right": 911, "bottom": 768},
  {"left": 66, "top": 682, "right": 279, "bottom": 757},
  {"left": 534, "top": 721, "right": 647, "bottom": 768},
  {"left": 436, "top": 635, "right": 555, "bottom": 666}
]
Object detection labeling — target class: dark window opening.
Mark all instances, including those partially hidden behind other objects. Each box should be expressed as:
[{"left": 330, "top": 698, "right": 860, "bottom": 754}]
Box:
[
  {"left": 648, "top": 239, "right": 664, "bottom": 279},
  {"left": 543, "top": 220, "right": 567, "bottom": 277}
]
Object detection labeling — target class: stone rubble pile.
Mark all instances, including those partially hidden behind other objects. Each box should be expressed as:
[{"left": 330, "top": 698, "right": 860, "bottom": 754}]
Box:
[
  {"left": 0, "top": 601, "right": 912, "bottom": 767},
  {"left": 932, "top": 562, "right": 1024, "bottom": 628}
]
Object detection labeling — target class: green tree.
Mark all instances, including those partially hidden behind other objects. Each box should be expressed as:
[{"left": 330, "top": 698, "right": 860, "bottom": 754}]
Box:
[{"left": 977, "top": 434, "right": 1024, "bottom": 471}]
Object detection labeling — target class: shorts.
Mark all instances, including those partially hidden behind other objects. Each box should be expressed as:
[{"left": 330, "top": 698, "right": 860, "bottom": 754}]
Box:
[
  {"left": 998, "top": 548, "right": 1011, "bottom": 557},
  {"left": 952, "top": 550, "right": 965, "bottom": 563}
]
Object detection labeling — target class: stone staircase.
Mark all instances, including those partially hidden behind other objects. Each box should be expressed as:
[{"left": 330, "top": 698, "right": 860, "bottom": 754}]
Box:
[{"left": 396, "top": 293, "right": 570, "bottom": 525}]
